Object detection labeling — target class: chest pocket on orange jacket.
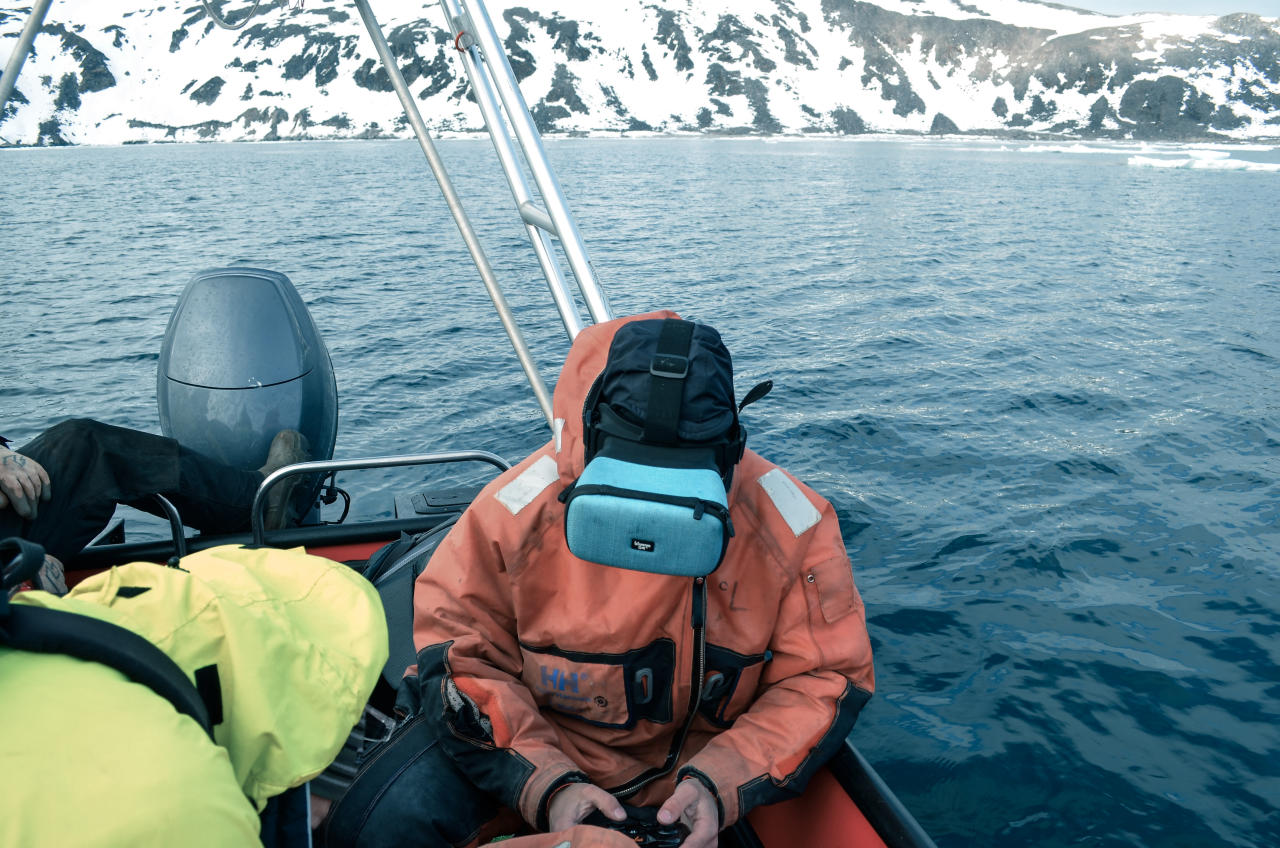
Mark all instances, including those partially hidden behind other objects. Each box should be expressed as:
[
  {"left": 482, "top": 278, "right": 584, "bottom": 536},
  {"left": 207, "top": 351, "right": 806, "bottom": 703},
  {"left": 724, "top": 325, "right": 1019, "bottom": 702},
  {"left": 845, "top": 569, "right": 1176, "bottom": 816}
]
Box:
[
  {"left": 519, "top": 639, "right": 675, "bottom": 729},
  {"left": 698, "top": 644, "right": 770, "bottom": 728}
]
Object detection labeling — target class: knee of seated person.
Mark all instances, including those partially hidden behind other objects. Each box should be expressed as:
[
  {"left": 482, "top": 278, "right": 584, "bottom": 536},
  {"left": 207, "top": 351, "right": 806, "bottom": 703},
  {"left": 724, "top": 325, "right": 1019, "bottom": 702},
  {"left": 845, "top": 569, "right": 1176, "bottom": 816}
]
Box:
[
  {"left": 328, "top": 740, "right": 500, "bottom": 848},
  {"left": 43, "top": 417, "right": 109, "bottom": 446}
]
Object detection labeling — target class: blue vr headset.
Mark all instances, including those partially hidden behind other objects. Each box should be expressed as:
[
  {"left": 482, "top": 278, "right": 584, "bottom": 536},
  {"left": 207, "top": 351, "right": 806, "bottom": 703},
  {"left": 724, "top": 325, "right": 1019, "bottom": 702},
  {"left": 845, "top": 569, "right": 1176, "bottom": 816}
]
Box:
[{"left": 561, "top": 319, "right": 767, "bottom": 577}]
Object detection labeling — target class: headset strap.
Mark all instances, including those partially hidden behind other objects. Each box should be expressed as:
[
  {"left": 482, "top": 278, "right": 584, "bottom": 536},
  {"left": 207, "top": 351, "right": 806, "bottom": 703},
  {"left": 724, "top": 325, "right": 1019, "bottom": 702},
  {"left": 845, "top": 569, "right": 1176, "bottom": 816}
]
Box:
[{"left": 643, "top": 319, "right": 695, "bottom": 445}]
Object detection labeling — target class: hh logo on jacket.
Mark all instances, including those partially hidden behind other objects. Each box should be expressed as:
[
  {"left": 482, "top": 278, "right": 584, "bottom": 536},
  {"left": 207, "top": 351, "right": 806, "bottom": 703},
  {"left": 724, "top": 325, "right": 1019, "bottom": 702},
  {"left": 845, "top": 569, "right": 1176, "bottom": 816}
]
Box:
[{"left": 541, "top": 666, "right": 581, "bottom": 693}]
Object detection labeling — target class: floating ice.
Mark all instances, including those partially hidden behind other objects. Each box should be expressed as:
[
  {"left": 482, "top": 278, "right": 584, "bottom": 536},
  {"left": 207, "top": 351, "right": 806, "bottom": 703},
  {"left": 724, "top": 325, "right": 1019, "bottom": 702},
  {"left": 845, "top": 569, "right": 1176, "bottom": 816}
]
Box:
[{"left": 1128, "top": 155, "right": 1280, "bottom": 172}]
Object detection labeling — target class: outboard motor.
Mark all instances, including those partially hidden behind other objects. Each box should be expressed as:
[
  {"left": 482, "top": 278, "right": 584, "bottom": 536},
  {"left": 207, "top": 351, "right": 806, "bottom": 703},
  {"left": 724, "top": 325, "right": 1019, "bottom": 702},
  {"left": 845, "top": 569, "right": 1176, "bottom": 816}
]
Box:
[{"left": 157, "top": 267, "right": 338, "bottom": 479}]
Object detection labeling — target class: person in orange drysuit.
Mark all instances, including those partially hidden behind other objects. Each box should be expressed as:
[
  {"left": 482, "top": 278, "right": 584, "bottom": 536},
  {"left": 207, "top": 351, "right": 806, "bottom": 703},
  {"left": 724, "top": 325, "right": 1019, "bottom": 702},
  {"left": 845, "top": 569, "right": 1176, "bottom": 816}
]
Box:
[{"left": 352, "top": 312, "right": 875, "bottom": 848}]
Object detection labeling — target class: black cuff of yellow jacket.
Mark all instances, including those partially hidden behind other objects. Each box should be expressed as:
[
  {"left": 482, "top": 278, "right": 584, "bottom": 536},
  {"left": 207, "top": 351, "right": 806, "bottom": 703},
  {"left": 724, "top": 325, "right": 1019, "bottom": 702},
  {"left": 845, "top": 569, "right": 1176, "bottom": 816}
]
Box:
[
  {"left": 676, "top": 766, "right": 724, "bottom": 828},
  {"left": 536, "top": 770, "right": 591, "bottom": 832}
]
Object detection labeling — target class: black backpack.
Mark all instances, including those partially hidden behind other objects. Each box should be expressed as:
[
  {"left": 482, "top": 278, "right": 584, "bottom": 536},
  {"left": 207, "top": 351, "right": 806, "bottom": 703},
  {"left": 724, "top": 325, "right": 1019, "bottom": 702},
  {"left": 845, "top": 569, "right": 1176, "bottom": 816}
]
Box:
[{"left": 311, "top": 515, "right": 459, "bottom": 810}]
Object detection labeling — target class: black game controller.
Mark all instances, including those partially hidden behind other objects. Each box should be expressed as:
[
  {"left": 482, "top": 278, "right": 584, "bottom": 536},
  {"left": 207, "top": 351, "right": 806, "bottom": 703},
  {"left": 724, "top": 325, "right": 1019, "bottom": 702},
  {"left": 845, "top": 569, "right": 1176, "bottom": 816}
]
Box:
[{"left": 582, "top": 804, "right": 690, "bottom": 847}]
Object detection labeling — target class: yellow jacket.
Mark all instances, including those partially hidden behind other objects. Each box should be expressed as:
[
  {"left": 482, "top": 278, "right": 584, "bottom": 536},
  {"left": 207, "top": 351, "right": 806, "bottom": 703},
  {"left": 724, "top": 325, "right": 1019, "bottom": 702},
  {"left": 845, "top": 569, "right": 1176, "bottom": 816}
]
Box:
[{"left": 1, "top": 544, "right": 387, "bottom": 846}]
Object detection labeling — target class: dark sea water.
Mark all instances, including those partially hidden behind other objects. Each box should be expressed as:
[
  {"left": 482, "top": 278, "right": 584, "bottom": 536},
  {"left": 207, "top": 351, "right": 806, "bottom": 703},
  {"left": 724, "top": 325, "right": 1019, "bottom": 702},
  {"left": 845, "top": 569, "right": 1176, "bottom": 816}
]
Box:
[{"left": 2, "top": 137, "right": 1279, "bottom": 847}]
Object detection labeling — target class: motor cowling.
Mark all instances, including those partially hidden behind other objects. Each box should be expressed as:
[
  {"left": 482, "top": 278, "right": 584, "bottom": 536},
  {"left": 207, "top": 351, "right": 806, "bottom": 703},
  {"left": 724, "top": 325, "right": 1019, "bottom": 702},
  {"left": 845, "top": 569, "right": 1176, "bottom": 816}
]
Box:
[{"left": 157, "top": 267, "right": 337, "bottom": 470}]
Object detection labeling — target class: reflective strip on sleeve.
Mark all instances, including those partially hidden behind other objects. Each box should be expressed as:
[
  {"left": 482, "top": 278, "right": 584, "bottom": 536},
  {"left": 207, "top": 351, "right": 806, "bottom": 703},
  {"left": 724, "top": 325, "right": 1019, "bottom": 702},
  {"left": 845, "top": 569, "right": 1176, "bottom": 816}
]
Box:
[
  {"left": 758, "top": 468, "right": 821, "bottom": 537},
  {"left": 495, "top": 455, "right": 560, "bottom": 516}
]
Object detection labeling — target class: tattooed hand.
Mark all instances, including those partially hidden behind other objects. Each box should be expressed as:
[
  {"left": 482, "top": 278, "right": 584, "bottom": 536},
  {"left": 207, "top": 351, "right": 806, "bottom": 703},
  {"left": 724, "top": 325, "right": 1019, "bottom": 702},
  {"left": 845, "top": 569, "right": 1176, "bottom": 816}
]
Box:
[
  {"left": 0, "top": 445, "right": 52, "bottom": 520},
  {"left": 36, "top": 553, "right": 68, "bottom": 596}
]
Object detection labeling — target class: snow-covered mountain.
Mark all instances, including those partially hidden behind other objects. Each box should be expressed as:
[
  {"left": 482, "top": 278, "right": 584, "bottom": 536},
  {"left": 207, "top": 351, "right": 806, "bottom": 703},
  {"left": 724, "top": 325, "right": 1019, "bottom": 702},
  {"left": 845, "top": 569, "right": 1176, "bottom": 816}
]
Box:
[{"left": 2, "top": 0, "right": 1277, "bottom": 145}]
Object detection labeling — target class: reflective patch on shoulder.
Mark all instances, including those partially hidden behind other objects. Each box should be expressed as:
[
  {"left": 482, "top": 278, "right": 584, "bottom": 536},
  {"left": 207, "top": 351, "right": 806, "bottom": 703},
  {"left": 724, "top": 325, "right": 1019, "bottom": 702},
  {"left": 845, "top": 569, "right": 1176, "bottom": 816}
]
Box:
[
  {"left": 496, "top": 455, "right": 560, "bottom": 516},
  {"left": 553, "top": 418, "right": 565, "bottom": 454},
  {"left": 758, "top": 468, "right": 821, "bottom": 537}
]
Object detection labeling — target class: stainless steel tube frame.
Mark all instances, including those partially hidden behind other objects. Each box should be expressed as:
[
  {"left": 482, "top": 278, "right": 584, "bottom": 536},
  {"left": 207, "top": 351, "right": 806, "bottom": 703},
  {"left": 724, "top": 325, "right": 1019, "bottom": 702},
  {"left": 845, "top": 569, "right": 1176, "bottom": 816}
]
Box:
[
  {"left": 353, "top": 0, "right": 555, "bottom": 427},
  {"left": 440, "top": 0, "right": 585, "bottom": 340},
  {"left": 0, "top": 0, "right": 54, "bottom": 120},
  {"left": 452, "top": 0, "right": 613, "bottom": 325},
  {"left": 251, "top": 450, "right": 512, "bottom": 546}
]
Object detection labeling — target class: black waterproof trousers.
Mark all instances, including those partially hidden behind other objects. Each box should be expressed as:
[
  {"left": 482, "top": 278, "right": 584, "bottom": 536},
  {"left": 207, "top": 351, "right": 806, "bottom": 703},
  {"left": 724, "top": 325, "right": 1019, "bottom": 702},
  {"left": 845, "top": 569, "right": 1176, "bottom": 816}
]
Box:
[
  {"left": 320, "top": 719, "right": 502, "bottom": 848},
  {"left": 0, "top": 418, "right": 263, "bottom": 564}
]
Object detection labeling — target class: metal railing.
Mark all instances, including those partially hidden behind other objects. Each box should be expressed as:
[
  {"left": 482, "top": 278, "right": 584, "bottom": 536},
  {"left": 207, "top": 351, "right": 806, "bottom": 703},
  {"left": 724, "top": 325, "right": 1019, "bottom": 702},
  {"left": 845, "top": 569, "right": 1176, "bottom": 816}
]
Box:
[
  {"left": 250, "top": 450, "right": 511, "bottom": 546},
  {"left": 351, "top": 0, "right": 616, "bottom": 430},
  {"left": 353, "top": 0, "right": 558, "bottom": 428},
  {"left": 439, "top": 0, "right": 614, "bottom": 328}
]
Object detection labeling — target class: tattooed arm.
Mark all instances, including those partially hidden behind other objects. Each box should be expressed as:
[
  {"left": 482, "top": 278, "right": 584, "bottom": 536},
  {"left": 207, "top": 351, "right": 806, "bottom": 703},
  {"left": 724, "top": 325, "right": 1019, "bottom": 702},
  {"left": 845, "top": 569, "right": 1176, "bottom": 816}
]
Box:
[{"left": 0, "top": 444, "right": 52, "bottom": 520}]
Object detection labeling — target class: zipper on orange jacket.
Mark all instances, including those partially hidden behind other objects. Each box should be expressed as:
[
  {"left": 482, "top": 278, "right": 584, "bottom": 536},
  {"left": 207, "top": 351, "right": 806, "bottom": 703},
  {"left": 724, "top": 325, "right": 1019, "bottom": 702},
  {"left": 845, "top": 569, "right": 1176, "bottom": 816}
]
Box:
[{"left": 610, "top": 576, "right": 708, "bottom": 798}]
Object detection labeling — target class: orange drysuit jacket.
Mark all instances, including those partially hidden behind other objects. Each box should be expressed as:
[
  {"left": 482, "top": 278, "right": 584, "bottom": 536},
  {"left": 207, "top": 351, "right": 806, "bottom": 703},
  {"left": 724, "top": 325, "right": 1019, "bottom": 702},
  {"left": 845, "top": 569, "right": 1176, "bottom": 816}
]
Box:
[{"left": 412, "top": 311, "right": 875, "bottom": 832}]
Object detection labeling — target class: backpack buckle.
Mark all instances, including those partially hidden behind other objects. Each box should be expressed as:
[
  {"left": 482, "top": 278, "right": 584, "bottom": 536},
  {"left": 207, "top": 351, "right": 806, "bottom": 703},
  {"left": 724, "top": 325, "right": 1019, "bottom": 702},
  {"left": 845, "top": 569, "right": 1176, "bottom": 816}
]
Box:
[{"left": 649, "top": 353, "right": 688, "bottom": 380}]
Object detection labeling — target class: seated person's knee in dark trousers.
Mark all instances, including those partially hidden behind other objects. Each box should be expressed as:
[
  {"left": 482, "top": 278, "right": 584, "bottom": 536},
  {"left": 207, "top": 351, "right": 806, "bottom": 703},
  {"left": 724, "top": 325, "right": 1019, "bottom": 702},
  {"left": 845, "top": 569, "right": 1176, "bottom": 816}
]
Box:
[{"left": 0, "top": 418, "right": 308, "bottom": 565}]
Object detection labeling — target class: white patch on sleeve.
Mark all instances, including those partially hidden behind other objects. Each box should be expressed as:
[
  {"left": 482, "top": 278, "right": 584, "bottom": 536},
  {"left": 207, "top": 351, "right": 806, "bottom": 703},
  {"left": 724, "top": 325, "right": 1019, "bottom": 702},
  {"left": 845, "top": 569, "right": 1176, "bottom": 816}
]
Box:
[
  {"left": 758, "top": 469, "right": 821, "bottom": 537},
  {"left": 553, "top": 418, "right": 565, "bottom": 454},
  {"left": 495, "top": 454, "right": 560, "bottom": 516}
]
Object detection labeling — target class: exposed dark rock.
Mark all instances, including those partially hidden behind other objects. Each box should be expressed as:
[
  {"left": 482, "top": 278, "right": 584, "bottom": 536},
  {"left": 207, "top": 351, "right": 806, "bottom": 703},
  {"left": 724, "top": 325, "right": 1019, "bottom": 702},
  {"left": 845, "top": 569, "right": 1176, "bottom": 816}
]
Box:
[
  {"left": 1012, "top": 25, "right": 1149, "bottom": 99},
  {"left": 413, "top": 52, "right": 457, "bottom": 100},
  {"left": 236, "top": 105, "right": 290, "bottom": 139},
  {"left": 1210, "top": 104, "right": 1247, "bottom": 130},
  {"left": 641, "top": 47, "right": 658, "bottom": 81},
  {"left": 502, "top": 9, "right": 538, "bottom": 82},
  {"left": 1, "top": 85, "right": 27, "bottom": 124},
  {"left": 774, "top": 16, "right": 816, "bottom": 69},
  {"left": 831, "top": 106, "right": 866, "bottom": 134},
  {"left": 930, "top": 112, "right": 960, "bottom": 133},
  {"left": 545, "top": 64, "right": 588, "bottom": 114},
  {"left": 1088, "top": 95, "right": 1112, "bottom": 130},
  {"left": 1027, "top": 94, "right": 1056, "bottom": 121},
  {"left": 653, "top": 8, "right": 694, "bottom": 73},
  {"left": 189, "top": 77, "right": 225, "bottom": 105},
  {"left": 1119, "top": 75, "right": 1219, "bottom": 138},
  {"left": 42, "top": 22, "right": 115, "bottom": 93},
  {"left": 235, "top": 19, "right": 312, "bottom": 51},
  {"left": 600, "top": 84, "right": 627, "bottom": 118},
  {"left": 531, "top": 102, "right": 571, "bottom": 132},
  {"left": 38, "top": 117, "right": 67, "bottom": 145},
  {"left": 55, "top": 73, "right": 81, "bottom": 110},
  {"left": 354, "top": 58, "right": 392, "bottom": 92},
  {"left": 545, "top": 17, "right": 599, "bottom": 62},
  {"left": 745, "top": 77, "right": 782, "bottom": 132},
  {"left": 126, "top": 117, "right": 233, "bottom": 139},
  {"left": 706, "top": 63, "right": 745, "bottom": 98},
  {"left": 703, "top": 14, "right": 776, "bottom": 73},
  {"left": 6, "top": 1, "right": 1278, "bottom": 144}
]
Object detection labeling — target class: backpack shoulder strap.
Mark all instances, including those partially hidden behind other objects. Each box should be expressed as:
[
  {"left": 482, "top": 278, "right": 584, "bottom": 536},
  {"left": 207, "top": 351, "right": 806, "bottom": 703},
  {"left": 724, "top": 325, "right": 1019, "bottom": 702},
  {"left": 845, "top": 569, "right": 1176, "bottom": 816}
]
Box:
[{"left": 1, "top": 602, "right": 213, "bottom": 738}]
